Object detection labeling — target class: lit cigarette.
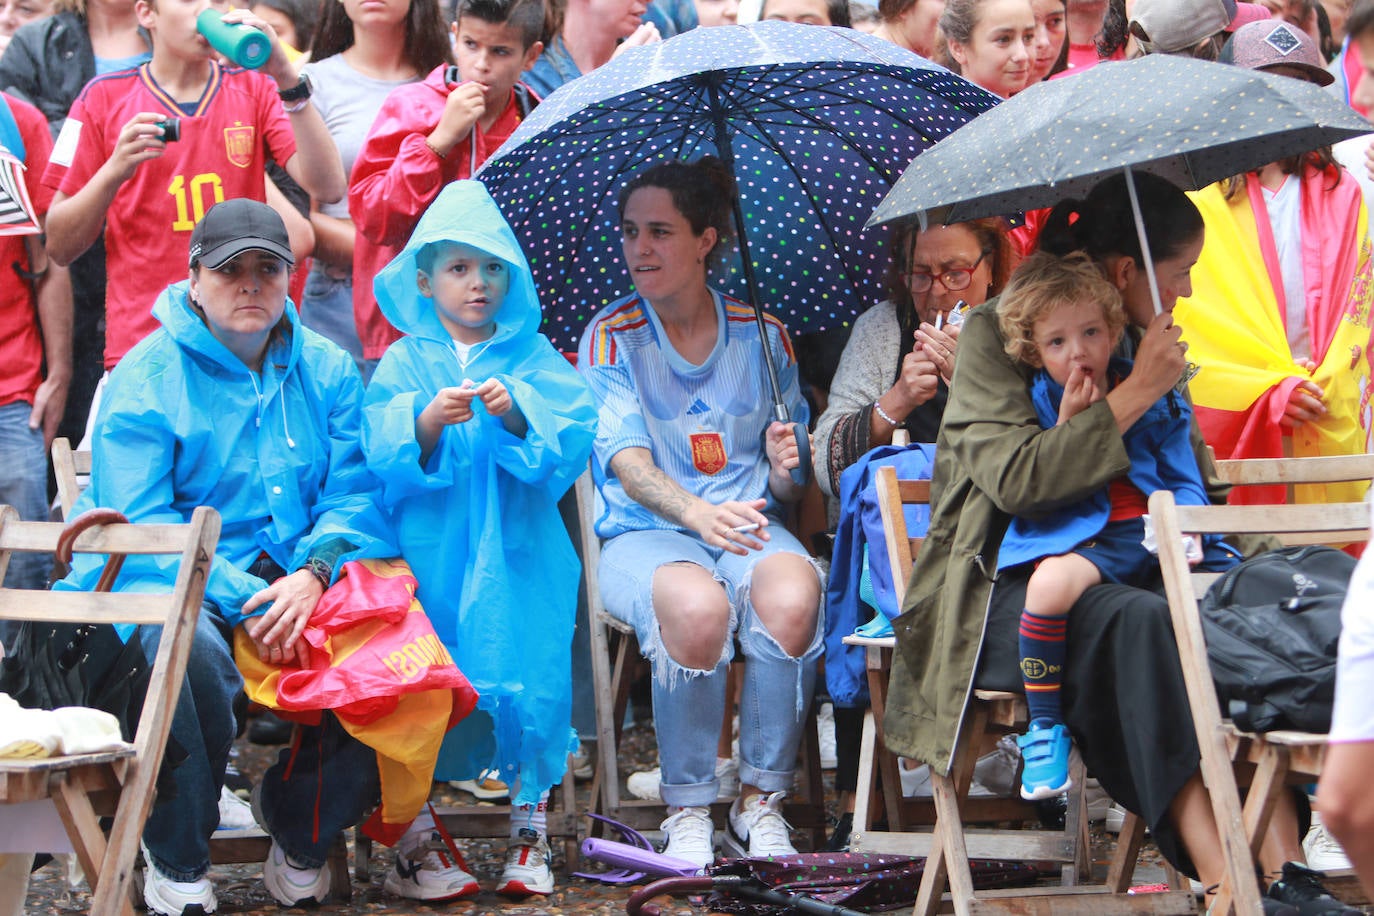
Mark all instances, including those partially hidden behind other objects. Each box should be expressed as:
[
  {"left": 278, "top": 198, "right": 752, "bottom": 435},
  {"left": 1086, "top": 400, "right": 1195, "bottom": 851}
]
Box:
[{"left": 730, "top": 523, "right": 761, "bottom": 533}]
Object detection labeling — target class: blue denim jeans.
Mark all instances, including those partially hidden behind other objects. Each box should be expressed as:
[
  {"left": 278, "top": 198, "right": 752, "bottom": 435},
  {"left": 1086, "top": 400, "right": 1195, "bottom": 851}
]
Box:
[
  {"left": 0, "top": 401, "right": 50, "bottom": 591},
  {"left": 599, "top": 523, "right": 824, "bottom": 808},
  {"left": 299, "top": 267, "right": 365, "bottom": 372},
  {"left": 257, "top": 712, "right": 381, "bottom": 868},
  {"left": 138, "top": 603, "right": 242, "bottom": 881}
]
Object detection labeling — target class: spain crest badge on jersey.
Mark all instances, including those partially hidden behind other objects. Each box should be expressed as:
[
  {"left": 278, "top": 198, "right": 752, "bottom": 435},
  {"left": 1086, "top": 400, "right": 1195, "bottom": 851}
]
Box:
[
  {"left": 690, "top": 432, "right": 727, "bottom": 476},
  {"left": 224, "top": 124, "right": 255, "bottom": 168}
]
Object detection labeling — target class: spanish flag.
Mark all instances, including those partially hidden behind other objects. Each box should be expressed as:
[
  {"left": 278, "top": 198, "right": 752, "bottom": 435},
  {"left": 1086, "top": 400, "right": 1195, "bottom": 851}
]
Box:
[
  {"left": 237, "top": 558, "right": 478, "bottom": 845},
  {"left": 1175, "top": 166, "right": 1373, "bottom": 506}
]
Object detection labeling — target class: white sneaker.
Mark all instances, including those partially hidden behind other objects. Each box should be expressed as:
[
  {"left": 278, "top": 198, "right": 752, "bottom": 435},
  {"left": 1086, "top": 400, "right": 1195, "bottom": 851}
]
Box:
[
  {"left": 817, "top": 702, "right": 838, "bottom": 769},
  {"left": 971, "top": 735, "right": 1021, "bottom": 798},
  {"left": 1303, "top": 817, "right": 1353, "bottom": 872},
  {"left": 142, "top": 845, "right": 217, "bottom": 915},
  {"left": 659, "top": 806, "right": 716, "bottom": 870},
  {"left": 898, "top": 758, "right": 997, "bottom": 798},
  {"left": 724, "top": 791, "right": 797, "bottom": 859},
  {"left": 626, "top": 767, "right": 663, "bottom": 800},
  {"left": 383, "top": 831, "right": 480, "bottom": 901},
  {"left": 572, "top": 741, "right": 594, "bottom": 780},
  {"left": 262, "top": 839, "right": 330, "bottom": 907},
  {"left": 627, "top": 757, "right": 739, "bottom": 802},
  {"left": 1084, "top": 778, "right": 1112, "bottom": 823},
  {"left": 496, "top": 828, "right": 555, "bottom": 897},
  {"left": 215, "top": 786, "right": 256, "bottom": 832},
  {"left": 1103, "top": 803, "right": 1148, "bottom": 836},
  {"left": 449, "top": 769, "right": 510, "bottom": 801}
]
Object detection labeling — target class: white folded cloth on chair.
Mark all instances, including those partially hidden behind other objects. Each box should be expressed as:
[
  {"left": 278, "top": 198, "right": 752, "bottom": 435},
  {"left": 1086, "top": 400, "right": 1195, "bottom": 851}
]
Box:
[{"left": 0, "top": 693, "right": 130, "bottom": 758}]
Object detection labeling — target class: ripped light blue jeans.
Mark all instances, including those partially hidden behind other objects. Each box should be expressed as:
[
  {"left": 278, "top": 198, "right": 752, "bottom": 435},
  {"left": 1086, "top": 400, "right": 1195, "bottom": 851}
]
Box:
[{"left": 599, "top": 522, "right": 823, "bottom": 808}]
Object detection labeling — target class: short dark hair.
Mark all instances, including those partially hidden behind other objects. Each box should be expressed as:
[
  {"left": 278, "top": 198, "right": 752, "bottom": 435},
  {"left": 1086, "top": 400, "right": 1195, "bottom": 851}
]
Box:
[
  {"left": 1349, "top": 0, "right": 1374, "bottom": 40},
  {"left": 618, "top": 157, "right": 737, "bottom": 269},
  {"left": 760, "top": 0, "right": 853, "bottom": 26},
  {"left": 456, "top": 0, "right": 556, "bottom": 47}
]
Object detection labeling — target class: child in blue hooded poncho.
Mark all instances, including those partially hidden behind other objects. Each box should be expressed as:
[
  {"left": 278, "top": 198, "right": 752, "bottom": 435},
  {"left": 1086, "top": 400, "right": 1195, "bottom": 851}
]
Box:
[
  {"left": 993, "top": 251, "right": 1240, "bottom": 806},
  {"left": 362, "top": 180, "right": 597, "bottom": 898}
]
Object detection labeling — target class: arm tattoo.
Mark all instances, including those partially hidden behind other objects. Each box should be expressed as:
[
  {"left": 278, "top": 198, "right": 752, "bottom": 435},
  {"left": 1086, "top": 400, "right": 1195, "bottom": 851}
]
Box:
[{"left": 614, "top": 450, "right": 698, "bottom": 527}]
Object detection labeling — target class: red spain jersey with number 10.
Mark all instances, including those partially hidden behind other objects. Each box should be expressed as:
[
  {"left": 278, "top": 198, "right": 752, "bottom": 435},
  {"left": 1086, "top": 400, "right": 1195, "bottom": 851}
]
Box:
[{"left": 44, "top": 61, "right": 297, "bottom": 368}]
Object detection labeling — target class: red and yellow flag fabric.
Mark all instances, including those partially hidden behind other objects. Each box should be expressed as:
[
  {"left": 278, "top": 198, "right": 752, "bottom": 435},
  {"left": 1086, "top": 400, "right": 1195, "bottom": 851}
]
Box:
[
  {"left": 1176, "top": 167, "right": 1373, "bottom": 506},
  {"left": 236, "top": 558, "right": 478, "bottom": 845}
]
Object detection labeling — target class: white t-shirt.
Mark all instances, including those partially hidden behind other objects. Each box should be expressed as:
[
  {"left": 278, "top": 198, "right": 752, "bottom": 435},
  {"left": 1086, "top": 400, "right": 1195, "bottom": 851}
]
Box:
[
  {"left": 1262, "top": 174, "right": 1310, "bottom": 361},
  {"left": 303, "top": 54, "right": 417, "bottom": 220}
]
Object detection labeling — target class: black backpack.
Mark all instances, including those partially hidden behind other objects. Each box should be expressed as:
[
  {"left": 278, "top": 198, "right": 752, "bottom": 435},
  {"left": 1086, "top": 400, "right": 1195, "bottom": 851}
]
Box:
[{"left": 1199, "top": 545, "right": 1354, "bottom": 734}]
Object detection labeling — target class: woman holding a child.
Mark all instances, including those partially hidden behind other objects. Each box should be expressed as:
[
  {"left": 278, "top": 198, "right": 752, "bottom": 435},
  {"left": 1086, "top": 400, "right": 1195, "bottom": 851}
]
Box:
[
  {"left": 578, "top": 157, "right": 823, "bottom": 869},
  {"left": 886, "top": 173, "right": 1349, "bottom": 910}
]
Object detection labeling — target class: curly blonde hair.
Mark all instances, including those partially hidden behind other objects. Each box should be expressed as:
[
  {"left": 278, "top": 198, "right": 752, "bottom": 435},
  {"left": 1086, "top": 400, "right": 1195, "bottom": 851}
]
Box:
[{"left": 997, "top": 251, "right": 1126, "bottom": 368}]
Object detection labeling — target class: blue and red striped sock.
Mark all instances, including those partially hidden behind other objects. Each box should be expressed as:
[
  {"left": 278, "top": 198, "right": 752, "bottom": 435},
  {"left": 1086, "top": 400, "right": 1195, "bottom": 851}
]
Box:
[{"left": 1019, "top": 609, "right": 1067, "bottom": 726}]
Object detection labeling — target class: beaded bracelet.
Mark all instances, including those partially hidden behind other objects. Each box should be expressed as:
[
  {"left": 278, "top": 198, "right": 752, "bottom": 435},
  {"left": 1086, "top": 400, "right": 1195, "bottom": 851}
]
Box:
[
  {"left": 299, "top": 557, "right": 332, "bottom": 590},
  {"left": 873, "top": 401, "right": 902, "bottom": 428}
]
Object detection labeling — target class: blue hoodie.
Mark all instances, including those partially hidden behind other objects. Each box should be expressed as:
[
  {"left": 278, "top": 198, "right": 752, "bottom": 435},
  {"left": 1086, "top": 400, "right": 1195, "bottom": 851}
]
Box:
[
  {"left": 996, "top": 358, "right": 1215, "bottom": 571},
  {"left": 363, "top": 180, "right": 597, "bottom": 802},
  {"left": 57, "top": 281, "right": 394, "bottom": 629}
]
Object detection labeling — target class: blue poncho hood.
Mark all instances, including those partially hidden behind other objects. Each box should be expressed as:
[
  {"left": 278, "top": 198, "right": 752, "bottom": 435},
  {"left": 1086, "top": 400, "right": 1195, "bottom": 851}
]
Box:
[{"left": 373, "top": 180, "right": 540, "bottom": 347}]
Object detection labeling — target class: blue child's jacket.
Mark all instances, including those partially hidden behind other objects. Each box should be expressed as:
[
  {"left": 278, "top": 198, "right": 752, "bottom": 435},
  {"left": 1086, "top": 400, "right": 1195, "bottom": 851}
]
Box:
[
  {"left": 363, "top": 180, "right": 598, "bottom": 802},
  {"left": 996, "top": 358, "right": 1213, "bottom": 571}
]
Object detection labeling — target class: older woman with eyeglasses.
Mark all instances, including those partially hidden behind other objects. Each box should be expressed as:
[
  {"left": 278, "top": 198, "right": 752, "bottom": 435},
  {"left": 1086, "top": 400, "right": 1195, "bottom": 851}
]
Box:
[
  {"left": 810, "top": 216, "right": 1016, "bottom": 850},
  {"left": 814, "top": 218, "right": 1017, "bottom": 500}
]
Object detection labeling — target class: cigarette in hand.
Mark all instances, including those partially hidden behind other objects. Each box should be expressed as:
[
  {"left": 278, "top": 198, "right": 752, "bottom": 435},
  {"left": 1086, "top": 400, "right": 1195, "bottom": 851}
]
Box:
[{"left": 730, "top": 523, "right": 761, "bottom": 533}]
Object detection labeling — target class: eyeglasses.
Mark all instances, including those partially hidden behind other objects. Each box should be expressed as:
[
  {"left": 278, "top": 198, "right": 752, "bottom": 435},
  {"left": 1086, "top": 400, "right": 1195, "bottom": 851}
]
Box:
[{"left": 905, "top": 252, "right": 989, "bottom": 294}]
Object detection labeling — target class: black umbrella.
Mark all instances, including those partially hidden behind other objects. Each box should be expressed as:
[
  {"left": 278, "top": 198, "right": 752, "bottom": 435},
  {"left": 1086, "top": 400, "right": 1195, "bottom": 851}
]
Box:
[{"left": 867, "top": 54, "right": 1372, "bottom": 314}]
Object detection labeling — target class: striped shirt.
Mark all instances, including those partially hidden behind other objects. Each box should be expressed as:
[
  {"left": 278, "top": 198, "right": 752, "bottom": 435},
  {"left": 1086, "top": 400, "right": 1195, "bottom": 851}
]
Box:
[{"left": 578, "top": 289, "right": 807, "bottom": 538}]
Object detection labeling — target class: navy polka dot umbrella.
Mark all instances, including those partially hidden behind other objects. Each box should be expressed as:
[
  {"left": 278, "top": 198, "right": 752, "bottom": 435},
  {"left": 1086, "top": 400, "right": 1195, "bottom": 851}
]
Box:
[
  {"left": 477, "top": 19, "right": 997, "bottom": 354},
  {"left": 868, "top": 54, "right": 1372, "bottom": 314}
]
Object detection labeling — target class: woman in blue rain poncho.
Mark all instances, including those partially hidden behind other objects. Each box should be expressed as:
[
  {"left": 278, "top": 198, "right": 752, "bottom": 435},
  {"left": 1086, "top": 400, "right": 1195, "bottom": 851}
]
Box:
[
  {"left": 56, "top": 199, "right": 407, "bottom": 911},
  {"left": 362, "top": 180, "right": 597, "bottom": 897}
]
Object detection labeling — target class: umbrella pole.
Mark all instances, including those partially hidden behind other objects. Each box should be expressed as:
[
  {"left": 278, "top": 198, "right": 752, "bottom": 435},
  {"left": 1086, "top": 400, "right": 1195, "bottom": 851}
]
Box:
[
  {"left": 1123, "top": 164, "right": 1165, "bottom": 316},
  {"left": 709, "top": 76, "right": 811, "bottom": 487}
]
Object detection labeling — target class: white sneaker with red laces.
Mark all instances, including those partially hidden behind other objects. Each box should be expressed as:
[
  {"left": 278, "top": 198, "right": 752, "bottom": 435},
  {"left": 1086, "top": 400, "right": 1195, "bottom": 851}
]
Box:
[
  {"left": 383, "top": 830, "right": 480, "bottom": 902},
  {"left": 496, "top": 828, "right": 555, "bottom": 897}
]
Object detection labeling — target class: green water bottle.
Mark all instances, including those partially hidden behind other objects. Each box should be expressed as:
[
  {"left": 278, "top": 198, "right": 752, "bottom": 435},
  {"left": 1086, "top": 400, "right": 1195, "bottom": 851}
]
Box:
[{"left": 197, "top": 9, "right": 272, "bottom": 70}]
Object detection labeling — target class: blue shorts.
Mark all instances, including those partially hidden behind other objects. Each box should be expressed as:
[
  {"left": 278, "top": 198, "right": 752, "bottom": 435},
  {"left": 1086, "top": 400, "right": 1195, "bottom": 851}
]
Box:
[{"left": 1072, "top": 517, "right": 1239, "bottom": 586}]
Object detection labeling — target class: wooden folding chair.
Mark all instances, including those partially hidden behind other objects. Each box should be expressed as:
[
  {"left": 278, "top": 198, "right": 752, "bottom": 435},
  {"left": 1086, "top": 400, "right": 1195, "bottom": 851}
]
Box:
[
  {"left": 576, "top": 470, "right": 828, "bottom": 847},
  {"left": 0, "top": 505, "right": 220, "bottom": 915},
  {"left": 1152, "top": 453, "right": 1374, "bottom": 916},
  {"left": 51, "top": 437, "right": 92, "bottom": 521}
]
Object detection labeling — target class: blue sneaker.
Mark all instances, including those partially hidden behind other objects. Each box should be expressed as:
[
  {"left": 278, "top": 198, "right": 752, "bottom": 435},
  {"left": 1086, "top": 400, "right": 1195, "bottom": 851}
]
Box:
[{"left": 1016, "top": 720, "right": 1072, "bottom": 800}]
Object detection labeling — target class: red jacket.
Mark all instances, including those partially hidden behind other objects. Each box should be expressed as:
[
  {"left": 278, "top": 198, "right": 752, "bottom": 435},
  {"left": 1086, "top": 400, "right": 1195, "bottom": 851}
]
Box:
[{"left": 348, "top": 64, "right": 536, "bottom": 360}]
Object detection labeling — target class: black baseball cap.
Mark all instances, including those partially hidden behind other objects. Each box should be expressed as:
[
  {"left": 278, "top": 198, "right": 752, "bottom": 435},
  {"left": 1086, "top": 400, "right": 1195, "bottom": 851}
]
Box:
[{"left": 188, "top": 198, "right": 295, "bottom": 270}]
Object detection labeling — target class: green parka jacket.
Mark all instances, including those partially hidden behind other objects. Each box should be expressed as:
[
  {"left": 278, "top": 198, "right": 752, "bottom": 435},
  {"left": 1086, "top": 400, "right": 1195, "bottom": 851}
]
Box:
[{"left": 881, "top": 299, "right": 1275, "bottom": 774}]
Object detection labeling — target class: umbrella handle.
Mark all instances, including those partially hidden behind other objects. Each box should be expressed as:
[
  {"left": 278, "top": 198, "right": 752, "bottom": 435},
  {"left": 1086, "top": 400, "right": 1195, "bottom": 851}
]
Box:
[{"left": 790, "top": 420, "right": 812, "bottom": 489}]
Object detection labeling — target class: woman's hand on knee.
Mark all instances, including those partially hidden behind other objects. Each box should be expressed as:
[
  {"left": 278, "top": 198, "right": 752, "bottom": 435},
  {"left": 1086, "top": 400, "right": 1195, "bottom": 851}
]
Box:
[
  {"left": 686, "top": 498, "right": 769, "bottom": 556},
  {"left": 242, "top": 569, "right": 324, "bottom": 666}
]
